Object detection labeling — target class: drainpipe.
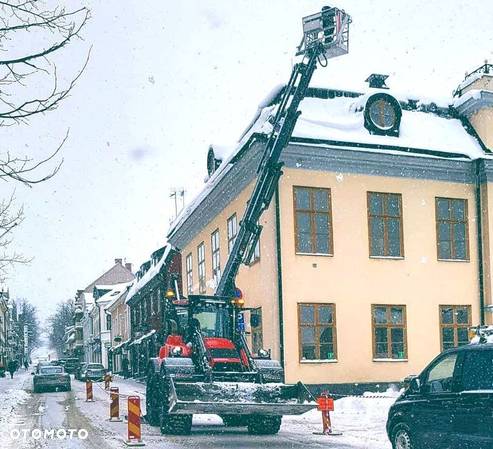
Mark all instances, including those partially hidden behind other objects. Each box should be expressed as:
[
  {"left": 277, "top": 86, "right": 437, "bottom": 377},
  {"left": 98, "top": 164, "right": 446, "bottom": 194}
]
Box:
[
  {"left": 96, "top": 301, "right": 103, "bottom": 365},
  {"left": 475, "top": 159, "right": 486, "bottom": 325},
  {"left": 274, "top": 186, "right": 285, "bottom": 376}
]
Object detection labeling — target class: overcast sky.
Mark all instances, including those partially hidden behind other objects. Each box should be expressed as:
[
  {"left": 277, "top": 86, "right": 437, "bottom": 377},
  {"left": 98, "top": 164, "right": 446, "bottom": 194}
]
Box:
[{"left": 3, "top": 0, "right": 493, "bottom": 320}]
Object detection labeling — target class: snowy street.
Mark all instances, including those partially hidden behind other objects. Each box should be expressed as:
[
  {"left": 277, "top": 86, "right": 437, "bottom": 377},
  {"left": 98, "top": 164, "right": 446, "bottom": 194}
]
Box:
[{"left": 0, "top": 371, "right": 397, "bottom": 449}]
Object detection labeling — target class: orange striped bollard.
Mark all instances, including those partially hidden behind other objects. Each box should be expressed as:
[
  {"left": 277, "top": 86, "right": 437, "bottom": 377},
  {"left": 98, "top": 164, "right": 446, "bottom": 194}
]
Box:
[
  {"left": 109, "top": 387, "right": 122, "bottom": 422},
  {"left": 124, "top": 396, "right": 145, "bottom": 446},
  {"left": 85, "top": 380, "right": 94, "bottom": 402}
]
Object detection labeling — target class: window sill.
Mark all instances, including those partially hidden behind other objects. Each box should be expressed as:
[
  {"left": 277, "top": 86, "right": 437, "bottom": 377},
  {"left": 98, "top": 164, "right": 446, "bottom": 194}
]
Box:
[
  {"left": 369, "top": 256, "right": 404, "bottom": 260},
  {"left": 437, "top": 258, "right": 470, "bottom": 263},
  {"left": 300, "top": 359, "right": 338, "bottom": 364},
  {"left": 373, "top": 358, "right": 408, "bottom": 362},
  {"left": 295, "top": 252, "right": 334, "bottom": 257}
]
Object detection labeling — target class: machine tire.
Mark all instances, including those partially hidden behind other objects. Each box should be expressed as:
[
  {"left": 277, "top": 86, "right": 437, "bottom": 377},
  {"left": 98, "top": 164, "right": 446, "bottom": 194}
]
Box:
[
  {"left": 145, "top": 369, "right": 161, "bottom": 426},
  {"left": 221, "top": 415, "right": 248, "bottom": 427},
  {"left": 247, "top": 416, "right": 282, "bottom": 435},
  {"left": 158, "top": 376, "right": 192, "bottom": 435},
  {"left": 160, "top": 414, "right": 193, "bottom": 435},
  {"left": 391, "top": 423, "right": 418, "bottom": 449}
]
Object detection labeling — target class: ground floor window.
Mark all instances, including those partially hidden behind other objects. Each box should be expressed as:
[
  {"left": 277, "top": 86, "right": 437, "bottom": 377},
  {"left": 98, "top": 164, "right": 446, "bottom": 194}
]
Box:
[
  {"left": 372, "top": 305, "right": 407, "bottom": 359},
  {"left": 440, "top": 305, "right": 471, "bottom": 350},
  {"left": 298, "top": 303, "right": 337, "bottom": 361}
]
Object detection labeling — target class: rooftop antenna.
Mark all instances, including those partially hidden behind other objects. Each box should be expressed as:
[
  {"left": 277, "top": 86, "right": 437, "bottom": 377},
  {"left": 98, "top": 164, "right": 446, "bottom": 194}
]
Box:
[{"left": 169, "top": 187, "right": 186, "bottom": 221}]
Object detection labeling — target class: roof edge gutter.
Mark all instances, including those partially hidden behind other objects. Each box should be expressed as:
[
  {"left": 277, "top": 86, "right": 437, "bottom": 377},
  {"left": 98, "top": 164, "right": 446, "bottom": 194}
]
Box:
[{"left": 289, "top": 136, "right": 475, "bottom": 160}]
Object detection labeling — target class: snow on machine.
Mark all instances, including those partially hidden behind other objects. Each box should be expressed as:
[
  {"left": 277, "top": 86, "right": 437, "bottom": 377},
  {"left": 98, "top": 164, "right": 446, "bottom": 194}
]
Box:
[
  {"left": 146, "top": 5, "right": 351, "bottom": 435},
  {"left": 146, "top": 294, "right": 315, "bottom": 434}
]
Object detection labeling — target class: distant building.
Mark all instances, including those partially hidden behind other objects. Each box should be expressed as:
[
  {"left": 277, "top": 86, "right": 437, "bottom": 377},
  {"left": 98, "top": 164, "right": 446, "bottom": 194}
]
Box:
[
  {"left": 167, "top": 65, "right": 493, "bottom": 390},
  {"left": 76, "top": 259, "right": 134, "bottom": 367},
  {"left": 106, "top": 288, "right": 131, "bottom": 374}
]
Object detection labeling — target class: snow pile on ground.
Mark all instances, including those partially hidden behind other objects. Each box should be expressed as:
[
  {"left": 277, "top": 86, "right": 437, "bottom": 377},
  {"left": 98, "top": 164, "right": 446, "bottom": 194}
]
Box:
[
  {"left": 0, "top": 385, "right": 30, "bottom": 416},
  {"left": 0, "top": 372, "right": 32, "bottom": 446},
  {"left": 470, "top": 325, "right": 493, "bottom": 344}
]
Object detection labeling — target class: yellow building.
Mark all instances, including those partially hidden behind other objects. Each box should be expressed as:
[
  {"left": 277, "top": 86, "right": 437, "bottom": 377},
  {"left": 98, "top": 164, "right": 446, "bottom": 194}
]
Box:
[{"left": 168, "top": 65, "right": 493, "bottom": 389}]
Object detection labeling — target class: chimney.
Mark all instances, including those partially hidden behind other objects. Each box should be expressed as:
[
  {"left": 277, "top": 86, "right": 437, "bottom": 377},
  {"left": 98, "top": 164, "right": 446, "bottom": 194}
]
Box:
[
  {"left": 115, "top": 258, "right": 123, "bottom": 265},
  {"left": 365, "top": 74, "right": 389, "bottom": 89},
  {"left": 454, "top": 61, "right": 493, "bottom": 148},
  {"left": 125, "top": 262, "right": 133, "bottom": 273}
]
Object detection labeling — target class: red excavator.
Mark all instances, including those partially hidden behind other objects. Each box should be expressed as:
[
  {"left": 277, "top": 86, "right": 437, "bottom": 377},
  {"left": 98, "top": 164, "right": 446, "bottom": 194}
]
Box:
[{"left": 146, "top": 6, "right": 351, "bottom": 435}]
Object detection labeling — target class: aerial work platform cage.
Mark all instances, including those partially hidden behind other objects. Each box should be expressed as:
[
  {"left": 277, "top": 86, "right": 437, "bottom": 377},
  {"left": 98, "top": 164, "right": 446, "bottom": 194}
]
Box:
[{"left": 297, "top": 6, "right": 351, "bottom": 59}]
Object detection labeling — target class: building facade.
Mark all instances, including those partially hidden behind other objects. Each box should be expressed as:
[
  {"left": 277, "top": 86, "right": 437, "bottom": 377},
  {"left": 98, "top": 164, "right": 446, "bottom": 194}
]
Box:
[
  {"left": 126, "top": 245, "right": 181, "bottom": 378},
  {"left": 167, "top": 65, "right": 493, "bottom": 388},
  {"left": 77, "top": 259, "right": 134, "bottom": 366},
  {"left": 107, "top": 290, "right": 131, "bottom": 374}
]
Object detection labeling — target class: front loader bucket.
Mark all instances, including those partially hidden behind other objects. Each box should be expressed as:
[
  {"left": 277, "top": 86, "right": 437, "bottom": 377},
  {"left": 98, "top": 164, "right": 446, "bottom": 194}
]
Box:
[{"left": 168, "top": 379, "right": 316, "bottom": 416}]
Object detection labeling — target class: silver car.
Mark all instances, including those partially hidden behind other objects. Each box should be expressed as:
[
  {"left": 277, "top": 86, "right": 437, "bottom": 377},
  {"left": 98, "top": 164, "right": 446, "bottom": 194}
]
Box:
[{"left": 33, "top": 365, "right": 71, "bottom": 392}]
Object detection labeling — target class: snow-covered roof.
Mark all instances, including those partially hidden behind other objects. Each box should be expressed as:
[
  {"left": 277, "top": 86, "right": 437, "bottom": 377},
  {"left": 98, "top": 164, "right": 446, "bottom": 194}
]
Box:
[
  {"left": 456, "top": 71, "right": 493, "bottom": 94},
  {"left": 293, "top": 94, "right": 482, "bottom": 159},
  {"left": 98, "top": 283, "right": 132, "bottom": 310},
  {"left": 111, "top": 338, "right": 131, "bottom": 351},
  {"left": 95, "top": 282, "right": 131, "bottom": 292},
  {"left": 83, "top": 262, "right": 134, "bottom": 293},
  {"left": 129, "top": 329, "right": 156, "bottom": 345},
  {"left": 209, "top": 144, "right": 234, "bottom": 161},
  {"left": 168, "top": 105, "right": 275, "bottom": 237},
  {"left": 453, "top": 89, "right": 483, "bottom": 108},
  {"left": 125, "top": 244, "right": 173, "bottom": 304},
  {"left": 168, "top": 86, "right": 484, "bottom": 239}
]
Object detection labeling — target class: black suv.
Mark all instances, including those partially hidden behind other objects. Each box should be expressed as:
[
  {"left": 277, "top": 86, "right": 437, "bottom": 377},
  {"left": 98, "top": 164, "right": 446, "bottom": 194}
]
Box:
[{"left": 387, "top": 343, "right": 493, "bottom": 449}]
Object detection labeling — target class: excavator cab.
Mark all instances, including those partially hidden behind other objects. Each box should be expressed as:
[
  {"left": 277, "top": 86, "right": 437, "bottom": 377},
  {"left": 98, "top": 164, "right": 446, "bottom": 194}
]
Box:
[
  {"left": 188, "top": 296, "right": 233, "bottom": 338},
  {"left": 147, "top": 294, "right": 315, "bottom": 434}
]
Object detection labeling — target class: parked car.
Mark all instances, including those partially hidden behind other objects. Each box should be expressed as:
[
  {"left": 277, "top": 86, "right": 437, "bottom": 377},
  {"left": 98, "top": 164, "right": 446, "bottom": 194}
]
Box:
[
  {"left": 60, "top": 357, "right": 79, "bottom": 374},
  {"left": 79, "top": 363, "right": 106, "bottom": 382},
  {"left": 35, "top": 360, "right": 51, "bottom": 374},
  {"left": 386, "top": 342, "right": 493, "bottom": 449},
  {"left": 33, "top": 365, "right": 71, "bottom": 393},
  {"left": 75, "top": 362, "right": 88, "bottom": 381}
]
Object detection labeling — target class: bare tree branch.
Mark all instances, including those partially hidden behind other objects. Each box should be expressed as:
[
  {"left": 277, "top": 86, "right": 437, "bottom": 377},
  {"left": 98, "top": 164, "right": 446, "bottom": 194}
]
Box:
[
  {"left": 0, "top": 193, "right": 30, "bottom": 282},
  {"left": 0, "top": 9, "right": 88, "bottom": 66},
  {"left": 0, "top": 129, "right": 67, "bottom": 186},
  {"left": 0, "top": 0, "right": 90, "bottom": 281}
]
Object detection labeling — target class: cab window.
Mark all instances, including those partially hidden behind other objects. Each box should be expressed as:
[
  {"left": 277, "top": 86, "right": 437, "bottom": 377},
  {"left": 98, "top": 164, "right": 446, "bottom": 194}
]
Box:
[
  {"left": 423, "top": 353, "right": 458, "bottom": 393},
  {"left": 461, "top": 350, "right": 493, "bottom": 391}
]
